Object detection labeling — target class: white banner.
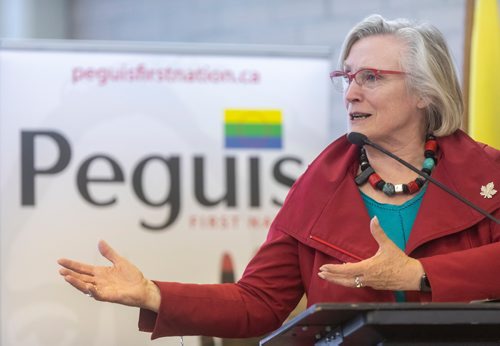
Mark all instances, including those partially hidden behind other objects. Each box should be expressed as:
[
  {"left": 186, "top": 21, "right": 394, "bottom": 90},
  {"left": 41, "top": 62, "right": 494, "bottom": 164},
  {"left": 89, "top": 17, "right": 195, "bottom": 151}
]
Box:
[{"left": 0, "top": 41, "right": 333, "bottom": 346}]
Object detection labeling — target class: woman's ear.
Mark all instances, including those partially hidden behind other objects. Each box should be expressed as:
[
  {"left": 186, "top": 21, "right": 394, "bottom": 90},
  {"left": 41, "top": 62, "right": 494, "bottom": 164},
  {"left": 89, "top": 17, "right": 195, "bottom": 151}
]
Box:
[{"left": 416, "top": 96, "right": 430, "bottom": 109}]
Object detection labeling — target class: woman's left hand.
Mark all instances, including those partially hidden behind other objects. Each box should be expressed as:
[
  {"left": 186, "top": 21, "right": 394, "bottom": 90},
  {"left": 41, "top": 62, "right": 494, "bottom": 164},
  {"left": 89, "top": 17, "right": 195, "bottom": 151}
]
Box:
[{"left": 318, "top": 216, "right": 424, "bottom": 291}]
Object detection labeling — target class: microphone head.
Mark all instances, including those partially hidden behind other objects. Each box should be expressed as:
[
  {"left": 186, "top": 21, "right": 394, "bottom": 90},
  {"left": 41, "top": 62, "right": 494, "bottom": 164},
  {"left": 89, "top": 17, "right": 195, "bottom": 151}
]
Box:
[{"left": 347, "top": 132, "right": 368, "bottom": 146}]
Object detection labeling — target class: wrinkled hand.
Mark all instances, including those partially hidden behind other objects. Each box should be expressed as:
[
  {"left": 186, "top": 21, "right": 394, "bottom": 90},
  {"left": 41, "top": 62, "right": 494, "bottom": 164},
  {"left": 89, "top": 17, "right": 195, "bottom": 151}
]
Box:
[
  {"left": 318, "top": 217, "right": 424, "bottom": 291},
  {"left": 57, "top": 240, "right": 160, "bottom": 312}
]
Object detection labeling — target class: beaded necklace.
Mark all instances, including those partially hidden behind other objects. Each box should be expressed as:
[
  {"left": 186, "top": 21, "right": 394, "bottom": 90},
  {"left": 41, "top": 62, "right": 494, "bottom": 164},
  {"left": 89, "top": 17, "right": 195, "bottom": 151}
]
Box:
[{"left": 354, "top": 135, "right": 438, "bottom": 196}]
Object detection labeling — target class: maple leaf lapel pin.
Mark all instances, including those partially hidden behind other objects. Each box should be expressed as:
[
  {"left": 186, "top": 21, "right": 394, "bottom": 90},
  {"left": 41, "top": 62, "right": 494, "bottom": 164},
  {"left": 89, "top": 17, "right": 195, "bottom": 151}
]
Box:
[{"left": 480, "top": 182, "right": 497, "bottom": 199}]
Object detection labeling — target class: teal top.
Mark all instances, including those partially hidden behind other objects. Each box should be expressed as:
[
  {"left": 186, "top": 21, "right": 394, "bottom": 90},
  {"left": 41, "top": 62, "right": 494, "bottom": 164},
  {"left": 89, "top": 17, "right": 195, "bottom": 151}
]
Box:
[{"left": 360, "top": 185, "right": 427, "bottom": 302}]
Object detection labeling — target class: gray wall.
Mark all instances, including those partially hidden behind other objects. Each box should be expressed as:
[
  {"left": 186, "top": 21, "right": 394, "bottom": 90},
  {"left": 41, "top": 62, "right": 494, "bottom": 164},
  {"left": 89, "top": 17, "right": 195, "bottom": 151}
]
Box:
[
  {"left": 0, "top": 0, "right": 467, "bottom": 71},
  {"left": 0, "top": 0, "right": 68, "bottom": 38},
  {"left": 65, "top": 0, "right": 466, "bottom": 68}
]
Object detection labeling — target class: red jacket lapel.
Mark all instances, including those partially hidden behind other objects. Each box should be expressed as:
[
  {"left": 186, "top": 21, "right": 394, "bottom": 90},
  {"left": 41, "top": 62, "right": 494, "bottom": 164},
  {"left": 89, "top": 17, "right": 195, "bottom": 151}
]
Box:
[
  {"left": 406, "top": 131, "right": 500, "bottom": 254},
  {"left": 272, "top": 134, "right": 376, "bottom": 262}
]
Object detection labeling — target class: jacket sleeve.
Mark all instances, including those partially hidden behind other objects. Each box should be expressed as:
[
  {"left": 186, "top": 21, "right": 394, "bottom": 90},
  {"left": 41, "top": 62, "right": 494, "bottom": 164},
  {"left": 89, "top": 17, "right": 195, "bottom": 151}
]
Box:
[
  {"left": 138, "top": 226, "right": 304, "bottom": 339},
  {"left": 419, "top": 209, "right": 500, "bottom": 302}
]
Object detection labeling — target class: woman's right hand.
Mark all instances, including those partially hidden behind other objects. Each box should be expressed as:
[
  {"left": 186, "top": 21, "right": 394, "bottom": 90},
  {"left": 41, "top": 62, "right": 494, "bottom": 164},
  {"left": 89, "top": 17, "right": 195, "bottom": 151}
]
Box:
[{"left": 57, "top": 240, "right": 161, "bottom": 312}]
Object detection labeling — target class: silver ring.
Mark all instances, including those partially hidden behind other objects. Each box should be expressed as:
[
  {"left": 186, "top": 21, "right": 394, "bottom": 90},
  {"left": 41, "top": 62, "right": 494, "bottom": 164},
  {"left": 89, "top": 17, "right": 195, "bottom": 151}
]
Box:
[
  {"left": 86, "top": 291, "right": 93, "bottom": 298},
  {"left": 354, "top": 276, "right": 363, "bottom": 288}
]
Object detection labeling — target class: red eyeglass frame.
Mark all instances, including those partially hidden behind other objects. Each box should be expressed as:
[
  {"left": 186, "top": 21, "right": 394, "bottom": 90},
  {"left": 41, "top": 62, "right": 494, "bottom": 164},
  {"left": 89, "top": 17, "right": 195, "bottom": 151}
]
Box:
[{"left": 329, "top": 68, "right": 407, "bottom": 85}]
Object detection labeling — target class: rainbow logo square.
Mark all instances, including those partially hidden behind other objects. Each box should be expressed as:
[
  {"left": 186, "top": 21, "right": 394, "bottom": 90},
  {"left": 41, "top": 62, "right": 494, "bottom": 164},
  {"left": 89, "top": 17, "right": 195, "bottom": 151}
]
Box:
[{"left": 224, "top": 109, "right": 282, "bottom": 149}]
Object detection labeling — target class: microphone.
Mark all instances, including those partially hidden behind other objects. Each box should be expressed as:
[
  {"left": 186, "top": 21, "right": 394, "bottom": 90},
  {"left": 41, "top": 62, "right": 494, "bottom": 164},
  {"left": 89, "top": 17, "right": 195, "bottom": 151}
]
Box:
[
  {"left": 347, "top": 132, "right": 369, "bottom": 146},
  {"left": 347, "top": 132, "right": 499, "bottom": 224}
]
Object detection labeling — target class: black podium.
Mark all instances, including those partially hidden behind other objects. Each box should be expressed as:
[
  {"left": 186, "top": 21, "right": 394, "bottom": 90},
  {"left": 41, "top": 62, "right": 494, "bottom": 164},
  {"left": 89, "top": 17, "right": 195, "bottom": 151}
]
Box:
[{"left": 259, "top": 303, "right": 500, "bottom": 345}]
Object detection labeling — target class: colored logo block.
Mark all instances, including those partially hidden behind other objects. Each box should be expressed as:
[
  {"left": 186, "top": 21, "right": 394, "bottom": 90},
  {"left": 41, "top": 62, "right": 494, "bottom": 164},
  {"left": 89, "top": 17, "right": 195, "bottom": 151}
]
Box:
[{"left": 224, "top": 109, "right": 282, "bottom": 149}]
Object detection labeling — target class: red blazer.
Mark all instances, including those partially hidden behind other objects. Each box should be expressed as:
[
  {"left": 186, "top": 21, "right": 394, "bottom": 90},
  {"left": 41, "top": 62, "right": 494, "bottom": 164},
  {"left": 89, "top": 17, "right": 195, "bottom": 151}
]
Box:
[{"left": 139, "top": 130, "right": 500, "bottom": 339}]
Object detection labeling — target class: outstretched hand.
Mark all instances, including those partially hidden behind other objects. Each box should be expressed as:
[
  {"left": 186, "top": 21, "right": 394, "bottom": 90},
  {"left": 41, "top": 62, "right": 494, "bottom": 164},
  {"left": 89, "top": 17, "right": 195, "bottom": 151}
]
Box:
[
  {"left": 318, "top": 216, "right": 424, "bottom": 291},
  {"left": 57, "top": 240, "right": 160, "bottom": 312}
]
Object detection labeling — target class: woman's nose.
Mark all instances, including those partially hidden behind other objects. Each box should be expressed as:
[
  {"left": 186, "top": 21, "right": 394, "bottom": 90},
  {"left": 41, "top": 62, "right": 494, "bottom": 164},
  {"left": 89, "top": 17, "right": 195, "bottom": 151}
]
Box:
[{"left": 344, "top": 80, "right": 363, "bottom": 103}]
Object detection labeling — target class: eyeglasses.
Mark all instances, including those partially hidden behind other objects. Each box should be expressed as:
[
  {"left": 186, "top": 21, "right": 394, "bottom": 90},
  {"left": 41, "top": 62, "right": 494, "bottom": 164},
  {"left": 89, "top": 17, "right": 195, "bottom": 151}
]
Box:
[{"left": 329, "top": 68, "right": 407, "bottom": 93}]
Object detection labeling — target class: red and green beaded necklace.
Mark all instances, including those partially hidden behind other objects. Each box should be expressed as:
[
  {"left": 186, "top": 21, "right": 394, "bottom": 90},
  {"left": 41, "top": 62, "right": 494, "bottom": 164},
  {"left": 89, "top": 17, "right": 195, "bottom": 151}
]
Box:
[{"left": 354, "top": 135, "right": 438, "bottom": 196}]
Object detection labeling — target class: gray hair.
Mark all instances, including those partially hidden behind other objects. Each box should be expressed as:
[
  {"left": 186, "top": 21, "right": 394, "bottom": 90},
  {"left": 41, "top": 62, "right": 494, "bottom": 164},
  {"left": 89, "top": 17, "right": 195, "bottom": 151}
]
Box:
[{"left": 339, "top": 15, "right": 463, "bottom": 137}]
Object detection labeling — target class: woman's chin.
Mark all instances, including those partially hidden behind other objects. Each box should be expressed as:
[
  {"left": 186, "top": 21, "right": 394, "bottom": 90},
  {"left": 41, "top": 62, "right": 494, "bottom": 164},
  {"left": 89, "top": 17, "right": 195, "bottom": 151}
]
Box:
[{"left": 348, "top": 124, "right": 372, "bottom": 137}]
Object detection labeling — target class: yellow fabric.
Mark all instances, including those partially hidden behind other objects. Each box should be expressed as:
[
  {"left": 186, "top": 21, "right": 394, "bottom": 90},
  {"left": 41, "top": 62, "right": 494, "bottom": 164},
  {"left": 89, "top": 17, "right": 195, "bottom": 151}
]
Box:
[{"left": 469, "top": 0, "right": 500, "bottom": 149}]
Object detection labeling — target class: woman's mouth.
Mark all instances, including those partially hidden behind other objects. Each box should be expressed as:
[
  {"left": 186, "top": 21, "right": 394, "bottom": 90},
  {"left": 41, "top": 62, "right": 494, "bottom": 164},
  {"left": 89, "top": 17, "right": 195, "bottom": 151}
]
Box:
[{"left": 350, "top": 112, "right": 372, "bottom": 120}]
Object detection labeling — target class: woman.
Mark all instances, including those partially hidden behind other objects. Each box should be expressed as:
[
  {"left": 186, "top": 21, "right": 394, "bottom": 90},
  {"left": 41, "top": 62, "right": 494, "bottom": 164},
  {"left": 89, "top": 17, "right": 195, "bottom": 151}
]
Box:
[{"left": 58, "top": 15, "right": 500, "bottom": 339}]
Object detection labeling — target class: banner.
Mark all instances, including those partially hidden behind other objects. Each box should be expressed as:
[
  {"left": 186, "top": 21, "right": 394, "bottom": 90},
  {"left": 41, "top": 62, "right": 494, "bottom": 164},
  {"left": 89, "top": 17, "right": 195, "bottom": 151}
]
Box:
[
  {"left": 0, "top": 41, "right": 333, "bottom": 346},
  {"left": 468, "top": 0, "right": 500, "bottom": 149}
]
